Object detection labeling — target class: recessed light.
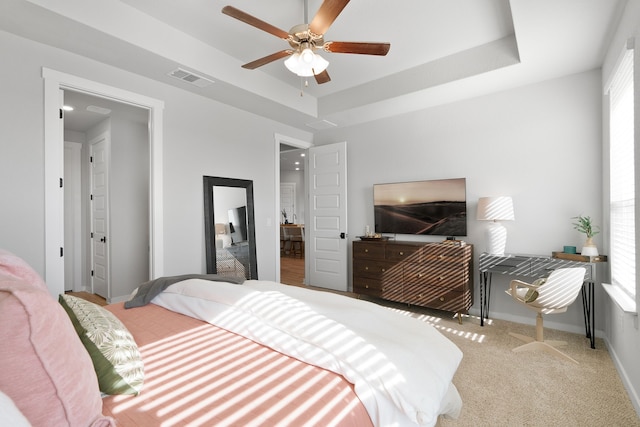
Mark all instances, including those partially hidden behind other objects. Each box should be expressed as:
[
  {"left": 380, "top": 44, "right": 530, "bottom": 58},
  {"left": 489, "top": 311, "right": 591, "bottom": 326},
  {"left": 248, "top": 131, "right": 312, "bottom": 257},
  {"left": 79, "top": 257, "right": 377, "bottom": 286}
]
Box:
[
  {"left": 295, "top": 161, "right": 300, "bottom": 165},
  {"left": 62, "top": 105, "right": 74, "bottom": 111},
  {"left": 300, "top": 153, "right": 305, "bottom": 157}
]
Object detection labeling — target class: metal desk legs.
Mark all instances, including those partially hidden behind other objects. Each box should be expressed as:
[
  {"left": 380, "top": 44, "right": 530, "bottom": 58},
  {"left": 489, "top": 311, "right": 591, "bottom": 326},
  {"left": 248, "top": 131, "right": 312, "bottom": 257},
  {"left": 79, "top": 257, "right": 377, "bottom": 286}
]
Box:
[
  {"left": 479, "top": 271, "right": 492, "bottom": 326},
  {"left": 581, "top": 281, "right": 596, "bottom": 349}
]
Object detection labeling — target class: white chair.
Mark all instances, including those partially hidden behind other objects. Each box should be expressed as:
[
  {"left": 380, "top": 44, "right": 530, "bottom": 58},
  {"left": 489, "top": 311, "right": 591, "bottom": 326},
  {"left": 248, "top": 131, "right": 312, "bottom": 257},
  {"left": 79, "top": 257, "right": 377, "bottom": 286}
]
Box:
[{"left": 505, "top": 267, "right": 586, "bottom": 364}]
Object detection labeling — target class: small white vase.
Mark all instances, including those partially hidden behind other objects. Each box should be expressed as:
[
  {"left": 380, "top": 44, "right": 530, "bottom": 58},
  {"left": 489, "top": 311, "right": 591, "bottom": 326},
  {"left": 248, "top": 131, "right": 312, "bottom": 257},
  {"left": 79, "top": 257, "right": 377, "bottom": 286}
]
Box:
[{"left": 581, "top": 237, "right": 598, "bottom": 256}]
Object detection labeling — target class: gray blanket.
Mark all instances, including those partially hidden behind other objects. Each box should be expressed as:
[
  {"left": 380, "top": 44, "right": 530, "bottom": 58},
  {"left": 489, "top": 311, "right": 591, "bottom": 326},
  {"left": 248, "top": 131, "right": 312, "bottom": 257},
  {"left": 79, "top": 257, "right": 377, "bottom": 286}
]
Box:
[{"left": 124, "top": 274, "right": 244, "bottom": 309}]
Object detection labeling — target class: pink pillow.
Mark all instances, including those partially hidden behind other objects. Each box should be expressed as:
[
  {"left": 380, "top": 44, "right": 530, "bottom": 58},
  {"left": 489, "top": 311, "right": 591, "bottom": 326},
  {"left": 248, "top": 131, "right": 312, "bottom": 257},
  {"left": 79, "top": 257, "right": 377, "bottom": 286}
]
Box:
[
  {"left": 0, "top": 249, "right": 46, "bottom": 291},
  {"left": 0, "top": 279, "right": 114, "bottom": 427}
]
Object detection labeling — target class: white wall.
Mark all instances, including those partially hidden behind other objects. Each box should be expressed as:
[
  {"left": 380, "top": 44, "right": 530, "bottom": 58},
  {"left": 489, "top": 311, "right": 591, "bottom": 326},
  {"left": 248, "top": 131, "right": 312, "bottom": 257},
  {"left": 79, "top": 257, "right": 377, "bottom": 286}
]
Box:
[
  {"left": 316, "top": 69, "right": 603, "bottom": 335},
  {"left": 600, "top": 0, "right": 640, "bottom": 415},
  {"left": 0, "top": 29, "right": 311, "bottom": 295}
]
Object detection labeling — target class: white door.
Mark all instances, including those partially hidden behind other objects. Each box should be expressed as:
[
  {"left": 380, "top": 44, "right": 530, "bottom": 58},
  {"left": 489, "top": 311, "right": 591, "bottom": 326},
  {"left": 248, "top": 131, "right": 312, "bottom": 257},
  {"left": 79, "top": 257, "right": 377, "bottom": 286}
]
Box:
[
  {"left": 90, "top": 135, "right": 110, "bottom": 298},
  {"left": 306, "top": 142, "right": 348, "bottom": 291}
]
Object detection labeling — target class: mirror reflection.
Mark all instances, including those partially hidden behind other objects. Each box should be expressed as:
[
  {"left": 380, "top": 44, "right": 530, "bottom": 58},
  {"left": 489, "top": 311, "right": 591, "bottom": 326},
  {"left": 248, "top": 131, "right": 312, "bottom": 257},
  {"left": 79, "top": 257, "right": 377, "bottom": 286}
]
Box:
[{"left": 204, "top": 176, "right": 257, "bottom": 279}]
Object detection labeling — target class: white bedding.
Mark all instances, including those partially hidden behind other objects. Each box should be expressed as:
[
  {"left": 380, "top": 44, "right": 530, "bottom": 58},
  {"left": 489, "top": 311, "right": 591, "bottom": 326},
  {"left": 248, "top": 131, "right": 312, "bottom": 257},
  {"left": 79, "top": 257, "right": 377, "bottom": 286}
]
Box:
[{"left": 151, "top": 279, "right": 463, "bottom": 426}]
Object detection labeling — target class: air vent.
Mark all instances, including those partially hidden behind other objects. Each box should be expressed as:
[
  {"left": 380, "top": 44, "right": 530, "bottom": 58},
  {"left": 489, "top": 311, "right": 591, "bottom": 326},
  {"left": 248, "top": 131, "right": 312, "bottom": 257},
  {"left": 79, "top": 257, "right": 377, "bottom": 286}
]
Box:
[
  {"left": 168, "top": 68, "right": 214, "bottom": 88},
  {"left": 306, "top": 119, "right": 337, "bottom": 130}
]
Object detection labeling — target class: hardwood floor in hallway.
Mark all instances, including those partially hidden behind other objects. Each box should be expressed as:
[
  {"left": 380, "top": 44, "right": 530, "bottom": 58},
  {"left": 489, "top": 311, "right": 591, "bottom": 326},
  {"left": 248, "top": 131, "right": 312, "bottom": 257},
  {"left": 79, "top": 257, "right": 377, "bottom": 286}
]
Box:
[{"left": 280, "top": 255, "right": 305, "bottom": 286}]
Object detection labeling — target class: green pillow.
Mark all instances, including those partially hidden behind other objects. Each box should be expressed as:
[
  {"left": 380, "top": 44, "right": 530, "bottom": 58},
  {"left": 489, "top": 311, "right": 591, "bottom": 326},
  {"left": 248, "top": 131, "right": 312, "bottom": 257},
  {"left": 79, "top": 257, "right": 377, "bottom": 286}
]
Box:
[
  {"left": 524, "top": 278, "right": 546, "bottom": 303},
  {"left": 59, "top": 294, "right": 144, "bottom": 395}
]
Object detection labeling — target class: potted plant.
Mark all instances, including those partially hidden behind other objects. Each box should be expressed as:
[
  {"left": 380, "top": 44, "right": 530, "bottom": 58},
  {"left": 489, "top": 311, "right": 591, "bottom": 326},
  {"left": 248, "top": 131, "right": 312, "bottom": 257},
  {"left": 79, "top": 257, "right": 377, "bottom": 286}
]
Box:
[{"left": 572, "top": 215, "right": 600, "bottom": 256}]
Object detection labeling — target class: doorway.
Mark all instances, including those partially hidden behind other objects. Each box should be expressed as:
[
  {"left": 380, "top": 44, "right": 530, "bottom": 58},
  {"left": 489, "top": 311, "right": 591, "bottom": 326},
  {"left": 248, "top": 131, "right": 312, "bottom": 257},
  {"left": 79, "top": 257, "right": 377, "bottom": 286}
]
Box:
[
  {"left": 43, "top": 67, "right": 165, "bottom": 300},
  {"left": 274, "top": 134, "right": 312, "bottom": 285},
  {"left": 62, "top": 89, "right": 150, "bottom": 300}
]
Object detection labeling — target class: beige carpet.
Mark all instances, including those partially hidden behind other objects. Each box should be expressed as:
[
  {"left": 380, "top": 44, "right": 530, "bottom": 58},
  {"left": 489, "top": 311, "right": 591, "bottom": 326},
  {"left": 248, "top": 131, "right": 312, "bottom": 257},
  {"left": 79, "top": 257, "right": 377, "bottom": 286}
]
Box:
[{"left": 364, "top": 298, "right": 640, "bottom": 426}]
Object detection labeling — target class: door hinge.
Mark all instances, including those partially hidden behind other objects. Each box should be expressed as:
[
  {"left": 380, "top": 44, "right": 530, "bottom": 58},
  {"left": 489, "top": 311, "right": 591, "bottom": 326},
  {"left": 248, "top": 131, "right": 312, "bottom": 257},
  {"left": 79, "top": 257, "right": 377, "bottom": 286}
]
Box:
[
  {"left": 59, "top": 108, "right": 63, "bottom": 119},
  {"left": 91, "top": 270, "right": 94, "bottom": 277},
  {"left": 90, "top": 156, "right": 93, "bottom": 163},
  {"left": 60, "top": 247, "right": 63, "bottom": 257},
  {"left": 59, "top": 178, "right": 63, "bottom": 188},
  {"left": 90, "top": 194, "right": 93, "bottom": 201},
  {"left": 91, "top": 232, "right": 94, "bottom": 238}
]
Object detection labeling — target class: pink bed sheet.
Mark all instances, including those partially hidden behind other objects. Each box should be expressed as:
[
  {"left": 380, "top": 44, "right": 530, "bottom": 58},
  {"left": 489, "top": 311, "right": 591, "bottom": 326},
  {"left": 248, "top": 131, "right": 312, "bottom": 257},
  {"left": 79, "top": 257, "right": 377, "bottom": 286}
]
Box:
[{"left": 102, "top": 302, "right": 372, "bottom": 427}]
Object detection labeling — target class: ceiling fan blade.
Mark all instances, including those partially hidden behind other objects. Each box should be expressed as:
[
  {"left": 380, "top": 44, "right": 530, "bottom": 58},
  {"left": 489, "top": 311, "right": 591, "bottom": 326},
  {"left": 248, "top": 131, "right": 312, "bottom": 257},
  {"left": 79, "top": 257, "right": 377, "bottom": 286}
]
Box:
[
  {"left": 313, "top": 69, "right": 331, "bottom": 84},
  {"left": 222, "top": 6, "right": 290, "bottom": 40},
  {"left": 241, "top": 50, "right": 293, "bottom": 70},
  {"left": 324, "top": 41, "right": 390, "bottom": 56},
  {"left": 309, "top": 0, "right": 350, "bottom": 35}
]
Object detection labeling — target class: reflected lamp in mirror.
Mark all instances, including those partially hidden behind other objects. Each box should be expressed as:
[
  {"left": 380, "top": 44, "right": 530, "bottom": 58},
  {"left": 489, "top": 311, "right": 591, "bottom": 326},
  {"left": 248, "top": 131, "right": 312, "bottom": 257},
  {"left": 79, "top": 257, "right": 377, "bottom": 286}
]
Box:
[{"left": 477, "top": 196, "right": 515, "bottom": 255}]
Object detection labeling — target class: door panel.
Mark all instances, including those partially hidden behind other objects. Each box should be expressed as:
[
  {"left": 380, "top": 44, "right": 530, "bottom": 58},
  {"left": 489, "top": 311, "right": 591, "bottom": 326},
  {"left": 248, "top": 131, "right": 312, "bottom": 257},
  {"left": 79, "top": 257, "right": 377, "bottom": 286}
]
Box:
[
  {"left": 90, "top": 135, "right": 109, "bottom": 298},
  {"left": 306, "top": 142, "right": 347, "bottom": 291}
]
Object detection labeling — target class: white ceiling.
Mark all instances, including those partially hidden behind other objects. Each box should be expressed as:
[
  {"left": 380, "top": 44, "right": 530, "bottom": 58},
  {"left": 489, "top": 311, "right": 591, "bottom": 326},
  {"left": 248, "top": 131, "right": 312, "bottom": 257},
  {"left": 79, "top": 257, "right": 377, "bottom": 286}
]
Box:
[{"left": 0, "top": 0, "right": 626, "bottom": 133}]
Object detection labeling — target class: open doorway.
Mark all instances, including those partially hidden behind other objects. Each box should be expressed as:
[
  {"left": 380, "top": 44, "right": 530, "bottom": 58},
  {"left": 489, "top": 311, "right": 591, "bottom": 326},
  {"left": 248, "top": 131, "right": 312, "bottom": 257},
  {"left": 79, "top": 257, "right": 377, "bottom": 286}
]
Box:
[
  {"left": 279, "top": 144, "right": 306, "bottom": 286},
  {"left": 43, "top": 68, "right": 164, "bottom": 300},
  {"left": 63, "top": 90, "right": 150, "bottom": 300}
]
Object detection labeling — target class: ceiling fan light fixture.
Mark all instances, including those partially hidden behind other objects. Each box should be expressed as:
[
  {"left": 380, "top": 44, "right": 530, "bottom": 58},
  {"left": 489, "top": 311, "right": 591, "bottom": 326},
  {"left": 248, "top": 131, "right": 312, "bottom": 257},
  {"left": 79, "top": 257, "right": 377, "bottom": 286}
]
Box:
[{"left": 284, "top": 50, "right": 329, "bottom": 77}]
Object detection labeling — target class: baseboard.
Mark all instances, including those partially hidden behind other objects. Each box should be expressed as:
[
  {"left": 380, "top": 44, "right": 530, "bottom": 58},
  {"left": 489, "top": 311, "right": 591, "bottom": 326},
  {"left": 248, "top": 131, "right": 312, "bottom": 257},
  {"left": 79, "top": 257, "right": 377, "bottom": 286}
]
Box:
[
  {"left": 604, "top": 336, "right": 640, "bottom": 418},
  {"left": 468, "top": 308, "right": 605, "bottom": 338}
]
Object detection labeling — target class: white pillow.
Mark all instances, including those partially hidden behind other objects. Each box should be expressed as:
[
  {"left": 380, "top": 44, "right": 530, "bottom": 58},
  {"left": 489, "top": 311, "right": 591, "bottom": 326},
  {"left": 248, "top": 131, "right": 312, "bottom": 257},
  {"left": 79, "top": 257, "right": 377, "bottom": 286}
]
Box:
[{"left": 0, "top": 390, "right": 31, "bottom": 427}]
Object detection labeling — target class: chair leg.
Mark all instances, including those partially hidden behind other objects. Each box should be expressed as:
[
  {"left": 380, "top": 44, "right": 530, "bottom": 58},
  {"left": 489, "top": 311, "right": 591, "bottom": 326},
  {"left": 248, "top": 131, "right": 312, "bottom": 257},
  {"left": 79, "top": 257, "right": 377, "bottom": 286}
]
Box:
[
  {"left": 509, "top": 312, "right": 578, "bottom": 364},
  {"left": 512, "top": 341, "right": 578, "bottom": 364}
]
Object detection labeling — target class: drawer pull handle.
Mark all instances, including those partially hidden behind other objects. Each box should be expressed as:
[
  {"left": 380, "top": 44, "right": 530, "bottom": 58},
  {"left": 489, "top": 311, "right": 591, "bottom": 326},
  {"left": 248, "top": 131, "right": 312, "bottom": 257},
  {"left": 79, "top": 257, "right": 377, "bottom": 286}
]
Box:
[
  {"left": 439, "top": 276, "right": 444, "bottom": 280},
  {"left": 418, "top": 294, "right": 423, "bottom": 298},
  {"left": 381, "top": 268, "right": 386, "bottom": 272},
  {"left": 365, "top": 267, "right": 369, "bottom": 271},
  {"left": 417, "top": 273, "right": 423, "bottom": 278},
  {"left": 438, "top": 255, "right": 444, "bottom": 259},
  {"left": 364, "top": 249, "right": 369, "bottom": 253},
  {"left": 439, "top": 297, "right": 445, "bottom": 302},
  {"left": 365, "top": 285, "right": 369, "bottom": 289},
  {"left": 399, "top": 251, "right": 404, "bottom": 256}
]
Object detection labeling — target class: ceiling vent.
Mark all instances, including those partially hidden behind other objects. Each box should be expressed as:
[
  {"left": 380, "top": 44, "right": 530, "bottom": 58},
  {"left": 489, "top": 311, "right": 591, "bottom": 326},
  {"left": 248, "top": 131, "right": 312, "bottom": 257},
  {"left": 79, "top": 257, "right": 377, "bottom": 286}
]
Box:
[
  {"left": 168, "top": 68, "right": 214, "bottom": 88},
  {"left": 86, "top": 105, "right": 111, "bottom": 115}
]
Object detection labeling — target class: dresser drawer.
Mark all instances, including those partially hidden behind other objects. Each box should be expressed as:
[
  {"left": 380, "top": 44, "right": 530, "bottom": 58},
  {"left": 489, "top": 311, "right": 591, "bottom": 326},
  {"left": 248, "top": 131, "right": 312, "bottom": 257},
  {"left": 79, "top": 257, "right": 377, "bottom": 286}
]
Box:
[
  {"left": 404, "top": 288, "right": 472, "bottom": 312},
  {"left": 403, "top": 263, "right": 468, "bottom": 288},
  {"left": 353, "top": 277, "right": 403, "bottom": 301},
  {"left": 353, "top": 242, "right": 386, "bottom": 259},
  {"left": 385, "top": 244, "right": 422, "bottom": 262},
  {"left": 353, "top": 259, "right": 400, "bottom": 280},
  {"left": 422, "top": 244, "right": 471, "bottom": 264}
]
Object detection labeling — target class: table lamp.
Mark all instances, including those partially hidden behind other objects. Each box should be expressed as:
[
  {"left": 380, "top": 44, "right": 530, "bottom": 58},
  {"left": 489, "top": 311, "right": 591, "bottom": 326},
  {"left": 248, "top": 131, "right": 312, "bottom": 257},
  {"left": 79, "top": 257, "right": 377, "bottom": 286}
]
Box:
[{"left": 477, "top": 196, "right": 515, "bottom": 255}]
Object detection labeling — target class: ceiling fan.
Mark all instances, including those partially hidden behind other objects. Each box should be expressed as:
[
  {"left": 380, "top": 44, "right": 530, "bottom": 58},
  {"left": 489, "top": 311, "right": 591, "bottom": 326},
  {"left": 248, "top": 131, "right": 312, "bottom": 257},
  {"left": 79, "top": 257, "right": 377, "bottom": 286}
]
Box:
[{"left": 222, "top": 0, "right": 390, "bottom": 84}]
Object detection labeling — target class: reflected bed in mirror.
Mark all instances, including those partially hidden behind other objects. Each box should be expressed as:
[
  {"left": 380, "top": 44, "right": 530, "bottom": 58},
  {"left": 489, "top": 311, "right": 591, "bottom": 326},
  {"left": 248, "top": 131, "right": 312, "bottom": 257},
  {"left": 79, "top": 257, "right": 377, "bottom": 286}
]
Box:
[{"left": 203, "top": 176, "right": 257, "bottom": 279}]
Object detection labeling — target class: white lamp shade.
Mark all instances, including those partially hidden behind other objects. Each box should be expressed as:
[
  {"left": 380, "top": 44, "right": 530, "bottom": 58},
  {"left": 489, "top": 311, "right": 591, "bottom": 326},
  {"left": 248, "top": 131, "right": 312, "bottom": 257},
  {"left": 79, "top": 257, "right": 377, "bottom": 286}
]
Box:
[
  {"left": 284, "top": 50, "right": 329, "bottom": 77},
  {"left": 476, "top": 196, "right": 515, "bottom": 221}
]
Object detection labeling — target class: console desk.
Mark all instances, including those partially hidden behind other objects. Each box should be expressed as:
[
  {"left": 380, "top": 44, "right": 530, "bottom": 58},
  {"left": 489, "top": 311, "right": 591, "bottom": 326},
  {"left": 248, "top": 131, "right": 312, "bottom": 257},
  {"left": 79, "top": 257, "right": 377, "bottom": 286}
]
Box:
[{"left": 478, "top": 252, "right": 607, "bottom": 349}]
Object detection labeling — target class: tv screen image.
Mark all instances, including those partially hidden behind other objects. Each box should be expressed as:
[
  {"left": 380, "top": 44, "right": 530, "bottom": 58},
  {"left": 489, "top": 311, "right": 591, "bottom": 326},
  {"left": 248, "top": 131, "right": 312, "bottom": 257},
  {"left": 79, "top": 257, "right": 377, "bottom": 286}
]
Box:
[{"left": 374, "top": 178, "right": 467, "bottom": 236}]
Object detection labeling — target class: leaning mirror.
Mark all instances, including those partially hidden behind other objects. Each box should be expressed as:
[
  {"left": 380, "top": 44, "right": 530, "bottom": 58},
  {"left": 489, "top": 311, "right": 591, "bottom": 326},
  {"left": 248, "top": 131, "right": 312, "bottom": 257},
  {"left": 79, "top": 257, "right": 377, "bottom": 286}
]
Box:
[{"left": 203, "top": 176, "right": 257, "bottom": 279}]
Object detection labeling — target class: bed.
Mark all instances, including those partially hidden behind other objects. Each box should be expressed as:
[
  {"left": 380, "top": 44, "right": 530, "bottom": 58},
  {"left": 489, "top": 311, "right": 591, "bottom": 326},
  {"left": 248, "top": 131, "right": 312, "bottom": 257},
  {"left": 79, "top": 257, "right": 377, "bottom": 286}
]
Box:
[{"left": 0, "top": 250, "right": 463, "bottom": 427}]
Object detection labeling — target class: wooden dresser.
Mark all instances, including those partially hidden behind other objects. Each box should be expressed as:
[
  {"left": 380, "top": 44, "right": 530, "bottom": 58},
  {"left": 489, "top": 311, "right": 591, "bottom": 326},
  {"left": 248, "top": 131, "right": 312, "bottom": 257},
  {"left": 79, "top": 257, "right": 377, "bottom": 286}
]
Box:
[{"left": 352, "top": 240, "right": 473, "bottom": 320}]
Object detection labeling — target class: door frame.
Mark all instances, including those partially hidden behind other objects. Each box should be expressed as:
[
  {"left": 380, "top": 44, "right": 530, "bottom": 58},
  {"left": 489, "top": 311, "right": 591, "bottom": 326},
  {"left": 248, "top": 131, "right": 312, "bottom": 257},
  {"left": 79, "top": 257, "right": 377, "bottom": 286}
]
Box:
[
  {"left": 274, "top": 133, "right": 312, "bottom": 283},
  {"left": 43, "top": 67, "right": 164, "bottom": 298}
]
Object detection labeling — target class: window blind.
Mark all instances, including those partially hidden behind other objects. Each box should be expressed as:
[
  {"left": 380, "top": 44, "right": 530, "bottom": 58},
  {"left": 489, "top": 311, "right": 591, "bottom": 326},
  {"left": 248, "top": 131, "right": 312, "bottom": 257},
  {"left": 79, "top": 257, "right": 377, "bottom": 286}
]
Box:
[{"left": 609, "top": 47, "right": 635, "bottom": 298}]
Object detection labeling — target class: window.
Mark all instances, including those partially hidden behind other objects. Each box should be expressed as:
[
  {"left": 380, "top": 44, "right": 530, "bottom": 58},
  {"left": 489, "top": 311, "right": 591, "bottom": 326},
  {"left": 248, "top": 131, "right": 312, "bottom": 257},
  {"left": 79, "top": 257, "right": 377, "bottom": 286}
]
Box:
[{"left": 608, "top": 45, "right": 635, "bottom": 298}]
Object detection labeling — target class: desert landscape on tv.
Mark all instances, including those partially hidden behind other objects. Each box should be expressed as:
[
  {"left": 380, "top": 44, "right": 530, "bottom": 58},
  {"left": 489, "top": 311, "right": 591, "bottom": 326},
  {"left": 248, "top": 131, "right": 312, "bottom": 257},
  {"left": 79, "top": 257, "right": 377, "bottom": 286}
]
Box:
[{"left": 374, "top": 178, "right": 467, "bottom": 236}]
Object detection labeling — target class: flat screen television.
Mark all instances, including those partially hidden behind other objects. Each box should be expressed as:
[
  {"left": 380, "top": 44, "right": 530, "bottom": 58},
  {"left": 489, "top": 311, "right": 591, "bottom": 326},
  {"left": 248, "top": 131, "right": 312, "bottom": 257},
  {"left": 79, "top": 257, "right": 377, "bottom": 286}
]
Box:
[
  {"left": 228, "top": 205, "right": 248, "bottom": 243},
  {"left": 373, "top": 178, "right": 467, "bottom": 237}
]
